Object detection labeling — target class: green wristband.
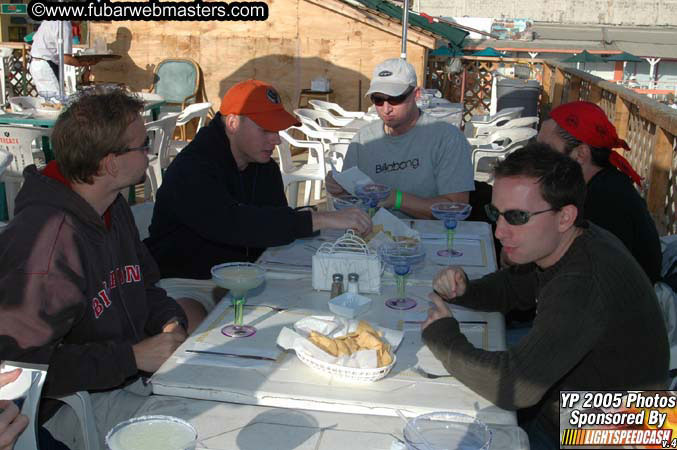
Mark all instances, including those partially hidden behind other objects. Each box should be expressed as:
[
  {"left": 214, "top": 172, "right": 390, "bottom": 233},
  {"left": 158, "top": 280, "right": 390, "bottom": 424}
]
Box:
[{"left": 394, "top": 189, "right": 403, "bottom": 210}]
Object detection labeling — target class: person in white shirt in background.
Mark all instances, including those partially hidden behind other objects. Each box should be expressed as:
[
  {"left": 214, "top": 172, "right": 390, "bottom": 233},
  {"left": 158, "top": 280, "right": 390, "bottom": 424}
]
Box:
[{"left": 29, "top": 21, "right": 90, "bottom": 94}]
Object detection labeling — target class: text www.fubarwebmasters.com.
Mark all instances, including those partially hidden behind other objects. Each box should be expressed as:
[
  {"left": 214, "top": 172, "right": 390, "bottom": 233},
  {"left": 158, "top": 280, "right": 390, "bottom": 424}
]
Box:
[{"left": 28, "top": 0, "right": 269, "bottom": 21}]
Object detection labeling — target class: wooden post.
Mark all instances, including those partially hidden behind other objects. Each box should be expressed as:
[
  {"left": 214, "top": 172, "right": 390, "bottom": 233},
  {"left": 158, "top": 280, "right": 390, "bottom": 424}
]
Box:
[
  {"left": 552, "top": 67, "right": 565, "bottom": 109},
  {"left": 588, "top": 85, "right": 603, "bottom": 105},
  {"left": 568, "top": 76, "right": 582, "bottom": 103},
  {"left": 647, "top": 128, "right": 675, "bottom": 233},
  {"left": 541, "top": 63, "right": 552, "bottom": 107},
  {"left": 614, "top": 95, "right": 631, "bottom": 141}
]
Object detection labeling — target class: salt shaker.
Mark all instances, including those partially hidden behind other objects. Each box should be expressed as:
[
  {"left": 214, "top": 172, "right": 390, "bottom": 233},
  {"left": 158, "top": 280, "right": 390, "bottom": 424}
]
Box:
[
  {"left": 347, "top": 273, "right": 359, "bottom": 294},
  {"left": 330, "top": 273, "right": 344, "bottom": 299}
]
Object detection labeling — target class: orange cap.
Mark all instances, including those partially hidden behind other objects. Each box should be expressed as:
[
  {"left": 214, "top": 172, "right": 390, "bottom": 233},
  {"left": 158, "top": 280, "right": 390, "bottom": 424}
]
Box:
[{"left": 219, "top": 80, "right": 300, "bottom": 131}]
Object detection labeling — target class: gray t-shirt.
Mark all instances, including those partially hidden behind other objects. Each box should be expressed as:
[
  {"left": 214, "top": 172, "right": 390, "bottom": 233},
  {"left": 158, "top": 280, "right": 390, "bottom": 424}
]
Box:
[{"left": 343, "top": 112, "right": 474, "bottom": 198}]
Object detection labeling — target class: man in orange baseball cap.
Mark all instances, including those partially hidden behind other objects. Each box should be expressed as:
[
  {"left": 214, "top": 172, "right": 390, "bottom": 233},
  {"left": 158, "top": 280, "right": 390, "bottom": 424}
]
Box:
[
  {"left": 537, "top": 101, "right": 661, "bottom": 283},
  {"left": 146, "top": 80, "right": 371, "bottom": 323}
]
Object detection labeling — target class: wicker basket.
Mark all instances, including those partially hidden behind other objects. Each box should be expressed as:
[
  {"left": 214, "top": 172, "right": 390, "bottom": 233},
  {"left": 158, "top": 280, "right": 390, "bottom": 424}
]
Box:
[{"left": 296, "top": 349, "right": 396, "bottom": 383}]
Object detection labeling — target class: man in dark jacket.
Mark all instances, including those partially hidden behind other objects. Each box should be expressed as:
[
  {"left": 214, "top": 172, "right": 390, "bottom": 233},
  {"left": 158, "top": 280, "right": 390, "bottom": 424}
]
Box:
[
  {"left": 424, "top": 145, "right": 668, "bottom": 449},
  {"left": 145, "top": 80, "right": 371, "bottom": 321},
  {"left": 0, "top": 90, "right": 188, "bottom": 448},
  {"left": 537, "top": 101, "right": 662, "bottom": 283}
]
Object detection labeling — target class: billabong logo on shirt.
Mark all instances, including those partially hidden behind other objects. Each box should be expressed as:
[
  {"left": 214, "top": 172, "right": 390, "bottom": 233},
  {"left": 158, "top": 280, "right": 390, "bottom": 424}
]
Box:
[
  {"left": 91, "top": 265, "right": 142, "bottom": 319},
  {"left": 375, "top": 158, "right": 420, "bottom": 174}
]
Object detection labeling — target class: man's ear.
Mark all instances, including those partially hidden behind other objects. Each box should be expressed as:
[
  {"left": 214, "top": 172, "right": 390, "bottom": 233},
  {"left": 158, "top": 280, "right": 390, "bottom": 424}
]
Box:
[
  {"left": 558, "top": 204, "right": 579, "bottom": 232},
  {"left": 570, "top": 143, "right": 591, "bottom": 165},
  {"left": 100, "top": 153, "right": 118, "bottom": 178},
  {"left": 223, "top": 114, "right": 241, "bottom": 134}
]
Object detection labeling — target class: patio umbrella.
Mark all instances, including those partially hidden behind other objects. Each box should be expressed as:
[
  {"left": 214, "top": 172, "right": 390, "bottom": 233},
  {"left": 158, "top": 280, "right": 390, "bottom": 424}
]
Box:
[
  {"left": 561, "top": 50, "right": 605, "bottom": 70},
  {"left": 605, "top": 51, "right": 643, "bottom": 62},
  {"left": 471, "top": 47, "right": 503, "bottom": 57},
  {"left": 429, "top": 46, "right": 464, "bottom": 57},
  {"left": 605, "top": 51, "right": 643, "bottom": 81}
]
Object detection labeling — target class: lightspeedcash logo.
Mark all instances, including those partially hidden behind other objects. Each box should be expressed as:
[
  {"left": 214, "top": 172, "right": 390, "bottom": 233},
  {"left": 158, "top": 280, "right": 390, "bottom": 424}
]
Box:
[{"left": 28, "top": 0, "right": 269, "bottom": 21}]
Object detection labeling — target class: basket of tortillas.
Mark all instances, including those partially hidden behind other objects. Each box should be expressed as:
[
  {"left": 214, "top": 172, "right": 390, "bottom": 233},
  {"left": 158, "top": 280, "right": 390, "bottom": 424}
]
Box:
[{"left": 277, "top": 316, "right": 403, "bottom": 382}]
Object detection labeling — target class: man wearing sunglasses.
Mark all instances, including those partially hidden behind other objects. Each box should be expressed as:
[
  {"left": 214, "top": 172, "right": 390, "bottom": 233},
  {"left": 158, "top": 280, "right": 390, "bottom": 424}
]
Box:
[
  {"left": 537, "top": 101, "right": 661, "bottom": 284},
  {"left": 0, "top": 90, "right": 190, "bottom": 448},
  {"left": 325, "top": 58, "right": 474, "bottom": 218},
  {"left": 422, "top": 144, "right": 668, "bottom": 449}
]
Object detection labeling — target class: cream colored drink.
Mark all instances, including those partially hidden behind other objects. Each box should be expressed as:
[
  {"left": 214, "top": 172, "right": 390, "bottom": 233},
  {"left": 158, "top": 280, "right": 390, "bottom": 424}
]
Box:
[{"left": 107, "top": 418, "right": 196, "bottom": 450}]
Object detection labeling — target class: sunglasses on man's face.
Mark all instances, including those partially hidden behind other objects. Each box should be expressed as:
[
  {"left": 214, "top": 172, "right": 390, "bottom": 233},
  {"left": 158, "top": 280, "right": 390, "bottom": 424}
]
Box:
[
  {"left": 115, "top": 136, "right": 151, "bottom": 155},
  {"left": 484, "top": 203, "right": 557, "bottom": 226},
  {"left": 370, "top": 87, "right": 414, "bottom": 107}
]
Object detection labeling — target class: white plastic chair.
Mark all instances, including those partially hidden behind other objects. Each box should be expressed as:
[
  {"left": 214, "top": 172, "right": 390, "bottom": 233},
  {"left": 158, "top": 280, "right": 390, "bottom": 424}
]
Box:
[
  {"left": 167, "top": 102, "right": 212, "bottom": 156},
  {"left": 131, "top": 201, "right": 155, "bottom": 241},
  {"left": 48, "top": 392, "right": 101, "bottom": 450},
  {"left": 471, "top": 129, "right": 537, "bottom": 183},
  {"left": 0, "top": 125, "right": 52, "bottom": 219},
  {"left": 466, "top": 106, "right": 524, "bottom": 137},
  {"left": 0, "top": 47, "right": 13, "bottom": 106},
  {"left": 467, "top": 127, "right": 537, "bottom": 148},
  {"left": 473, "top": 116, "right": 539, "bottom": 137},
  {"left": 327, "top": 142, "right": 349, "bottom": 172},
  {"left": 144, "top": 113, "right": 179, "bottom": 201},
  {"left": 308, "top": 99, "right": 365, "bottom": 119},
  {"left": 294, "top": 108, "right": 352, "bottom": 128},
  {"left": 277, "top": 130, "right": 326, "bottom": 207}
]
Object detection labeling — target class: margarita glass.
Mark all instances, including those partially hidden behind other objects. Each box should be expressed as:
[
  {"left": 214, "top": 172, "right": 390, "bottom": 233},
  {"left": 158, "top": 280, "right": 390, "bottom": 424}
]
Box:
[
  {"left": 211, "top": 262, "right": 266, "bottom": 338},
  {"left": 332, "top": 194, "right": 369, "bottom": 212},
  {"left": 355, "top": 183, "right": 391, "bottom": 217},
  {"left": 379, "top": 242, "right": 426, "bottom": 310},
  {"left": 430, "top": 202, "right": 472, "bottom": 257}
]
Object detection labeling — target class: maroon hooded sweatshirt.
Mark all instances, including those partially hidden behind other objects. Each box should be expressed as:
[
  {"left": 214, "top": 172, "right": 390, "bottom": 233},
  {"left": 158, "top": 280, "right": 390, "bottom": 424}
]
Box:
[{"left": 0, "top": 162, "right": 186, "bottom": 397}]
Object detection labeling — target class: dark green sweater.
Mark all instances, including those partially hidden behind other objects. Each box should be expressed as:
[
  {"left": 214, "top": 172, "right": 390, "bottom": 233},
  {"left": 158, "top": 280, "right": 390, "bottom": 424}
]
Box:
[{"left": 422, "top": 222, "right": 668, "bottom": 438}]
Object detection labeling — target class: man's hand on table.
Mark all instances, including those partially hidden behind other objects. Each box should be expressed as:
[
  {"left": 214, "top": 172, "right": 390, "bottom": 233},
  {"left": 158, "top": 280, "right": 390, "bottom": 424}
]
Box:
[
  {"left": 0, "top": 367, "right": 28, "bottom": 450},
  {"left": 422, "top": 291, "right": 453, "bottom": 331},
  {"left": 432, "top": 266, "right": 468, "bottom": 300},
  {"left": 132, "top": 331, "right": 186, "bottom": 373},
  {"left": 324, "top": 172, "right": 347, "bottom": 196},
  {"left": 162, "top": 320, "right": 187, "bottom": 340},
  {"left": 311, "top": 208, "right": 372, "bottom": 236}
]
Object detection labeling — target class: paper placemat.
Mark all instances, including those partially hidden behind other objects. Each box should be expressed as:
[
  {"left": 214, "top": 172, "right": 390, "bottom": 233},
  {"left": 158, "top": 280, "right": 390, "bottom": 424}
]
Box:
[
  {"left": 412, "top": 322, "right": 488, "bottom": 376},
  {"left": 188, "top": 304, "right": 310, "bottom": 359}
]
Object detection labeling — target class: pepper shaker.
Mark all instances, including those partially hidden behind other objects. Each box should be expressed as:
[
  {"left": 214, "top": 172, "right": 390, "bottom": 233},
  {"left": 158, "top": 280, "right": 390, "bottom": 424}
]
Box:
[
  {"left": 347, "top": 273, "right": 359, "bottom": 294},
  {"left": 330, "top": 273, "right": 344, "bottom": 299}
]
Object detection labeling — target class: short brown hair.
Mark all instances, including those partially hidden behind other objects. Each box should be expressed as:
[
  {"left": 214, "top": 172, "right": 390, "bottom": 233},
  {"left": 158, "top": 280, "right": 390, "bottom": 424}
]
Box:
[
  {"left": 52, "top": 89, "right": 144, "bottom": 184},
  {"left": 494, "top": 143, "right": 587, "bottom": 226}
]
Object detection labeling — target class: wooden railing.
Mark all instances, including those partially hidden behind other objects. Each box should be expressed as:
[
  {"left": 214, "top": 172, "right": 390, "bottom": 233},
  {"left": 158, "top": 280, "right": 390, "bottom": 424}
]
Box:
[
  {"left": 426, "top": 56, "right": 677, "bottom": 234},
  {"left": 542, "top": 61, "right": 677, "bottom": 235}
]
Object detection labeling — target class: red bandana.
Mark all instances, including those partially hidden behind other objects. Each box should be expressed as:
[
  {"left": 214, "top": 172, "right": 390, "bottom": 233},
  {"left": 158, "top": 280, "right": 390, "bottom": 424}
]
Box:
[{"left": 550, "top": 101, "right": 642, "bottom": 187}]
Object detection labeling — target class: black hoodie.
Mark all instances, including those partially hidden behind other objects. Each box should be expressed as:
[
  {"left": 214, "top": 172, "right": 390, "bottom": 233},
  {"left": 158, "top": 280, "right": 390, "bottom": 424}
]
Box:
[
  {"left": 144, "top": 113, "right": 314, "bottom": 279},
  {"left": 0, "top": 163, "right": 186, "bottom": 397}
]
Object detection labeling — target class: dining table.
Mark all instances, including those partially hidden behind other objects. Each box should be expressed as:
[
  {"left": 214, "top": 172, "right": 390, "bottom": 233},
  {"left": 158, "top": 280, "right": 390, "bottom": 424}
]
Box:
[{"left": 147, "top": 220, "right": 528, "bottom": 448}]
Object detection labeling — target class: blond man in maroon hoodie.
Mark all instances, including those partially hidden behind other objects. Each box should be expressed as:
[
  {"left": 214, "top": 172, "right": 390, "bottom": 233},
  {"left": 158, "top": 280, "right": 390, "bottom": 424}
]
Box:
[{"left": 0, "top": 89, "right": 188, "bottom": 448}]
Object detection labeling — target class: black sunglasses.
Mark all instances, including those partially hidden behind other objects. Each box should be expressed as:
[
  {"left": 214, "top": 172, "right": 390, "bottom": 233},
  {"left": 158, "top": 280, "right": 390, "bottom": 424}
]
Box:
[
  {"left": 484, "top": 203, "right": 557, "bottom": 226},
  {"left": 114, "top": 136, "right": 151, "bottom": 155},
  {"left": 370, "top": 87, "right": 415, "bottom": 107}
]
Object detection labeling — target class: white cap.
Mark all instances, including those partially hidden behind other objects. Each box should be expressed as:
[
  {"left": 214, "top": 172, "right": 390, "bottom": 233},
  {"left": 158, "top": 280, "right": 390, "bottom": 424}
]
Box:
[{"left": 365, "top": 58, "right": 417, "bottom": 97}]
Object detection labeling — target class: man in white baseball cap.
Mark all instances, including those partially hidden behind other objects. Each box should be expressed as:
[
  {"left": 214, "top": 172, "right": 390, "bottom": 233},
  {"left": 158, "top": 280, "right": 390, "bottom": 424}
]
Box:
[{"left": 326, "top": 58, "right": 474, "bottom": 219}]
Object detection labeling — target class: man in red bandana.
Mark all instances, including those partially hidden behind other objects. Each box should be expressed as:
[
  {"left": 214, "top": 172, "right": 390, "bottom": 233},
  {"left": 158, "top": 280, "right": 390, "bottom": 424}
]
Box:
[{"left": 537, "top": 101, "right": 661, "bottom": 283}]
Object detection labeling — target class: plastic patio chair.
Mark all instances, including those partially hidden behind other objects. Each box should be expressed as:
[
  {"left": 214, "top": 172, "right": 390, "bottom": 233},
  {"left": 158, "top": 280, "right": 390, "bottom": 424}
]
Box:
[
  {"left": 47, "top": 392, "right": 101, "bottom": 450},
  {"left": 294, "top": 108, "right": 352, "bottom": 128},
  {"left": 277, "top": 130, "right": 326, "bottom": 207},
  {"left": 145, "top": 113, "right": 180, "bottom": 200},
  {"left": 308, "top": 99, "right": 365, "bottom": 119},
  {"left": 168, "top": 102, "right": 212, "bottom": 156},
  {"left": 0, "top": 125, "right": 53, "bottom": 219},
  {"left": 150, "top": 58, "right": 202, "bottom": 112},
  {"left": 465, "top": 106, "right": 524, "bottom": 137},
  {"left": 472, "top": 130, "right": 537, "bottom": 183},
  {"left": 473, "top": 116, "right": 539, "bottom": 137},
  {"left": 467, "top": 127, "right": 537, "bottom": 148}
]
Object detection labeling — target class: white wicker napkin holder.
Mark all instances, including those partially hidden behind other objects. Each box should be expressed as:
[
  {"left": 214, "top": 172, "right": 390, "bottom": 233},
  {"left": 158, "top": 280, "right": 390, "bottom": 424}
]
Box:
[{"left": 312, "top": 230, "right": 381, "bottom": 293}]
